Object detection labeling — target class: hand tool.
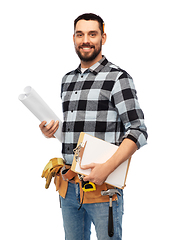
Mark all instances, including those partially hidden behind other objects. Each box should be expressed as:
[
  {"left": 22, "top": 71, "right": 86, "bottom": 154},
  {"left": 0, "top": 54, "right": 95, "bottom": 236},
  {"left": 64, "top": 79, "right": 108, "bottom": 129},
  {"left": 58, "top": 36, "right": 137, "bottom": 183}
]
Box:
[
  {"left": 78, "top": 174, "right": 96, "bottom": 192},
  {"left": 101, "top": 189, "right": 121, "bottom": 237},
  {"left": 77, "top": 174, "right": 96, "bottom": 210}
]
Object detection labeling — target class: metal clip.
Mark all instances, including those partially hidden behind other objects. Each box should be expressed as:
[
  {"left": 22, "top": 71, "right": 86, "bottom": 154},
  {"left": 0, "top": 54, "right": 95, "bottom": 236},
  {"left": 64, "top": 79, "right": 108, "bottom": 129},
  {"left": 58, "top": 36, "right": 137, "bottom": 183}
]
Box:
[
  {"left": 73, "top": 142, "right": 83, "bottom": 162},
  {"left": 73, "top": 141, "right": 87, "bottom": 163}
]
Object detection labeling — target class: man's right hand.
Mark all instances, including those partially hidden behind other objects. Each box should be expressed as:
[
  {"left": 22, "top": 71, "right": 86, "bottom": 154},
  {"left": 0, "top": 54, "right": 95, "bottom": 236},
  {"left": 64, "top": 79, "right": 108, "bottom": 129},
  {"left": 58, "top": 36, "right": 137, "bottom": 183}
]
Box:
[{"left": 39, "top": 120, "right": 59, "bottom": 138}]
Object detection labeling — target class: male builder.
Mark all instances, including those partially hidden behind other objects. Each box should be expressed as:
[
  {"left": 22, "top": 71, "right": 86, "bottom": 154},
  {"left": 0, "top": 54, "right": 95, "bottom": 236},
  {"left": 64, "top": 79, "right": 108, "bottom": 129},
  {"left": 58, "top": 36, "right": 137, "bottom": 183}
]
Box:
[{"left": 39, "top": 13, "right": 148, "bottom": 240}]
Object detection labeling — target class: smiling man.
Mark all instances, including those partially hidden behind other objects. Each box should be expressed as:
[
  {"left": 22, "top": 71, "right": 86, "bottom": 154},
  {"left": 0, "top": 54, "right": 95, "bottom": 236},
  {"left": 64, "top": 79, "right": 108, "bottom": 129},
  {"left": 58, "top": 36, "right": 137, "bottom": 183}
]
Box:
[
  {"left": 40, "top": 13, "right": 148, "bottom": 240},
  {"left": 73, "top": 18, "right": 106, "bottom": 66}
]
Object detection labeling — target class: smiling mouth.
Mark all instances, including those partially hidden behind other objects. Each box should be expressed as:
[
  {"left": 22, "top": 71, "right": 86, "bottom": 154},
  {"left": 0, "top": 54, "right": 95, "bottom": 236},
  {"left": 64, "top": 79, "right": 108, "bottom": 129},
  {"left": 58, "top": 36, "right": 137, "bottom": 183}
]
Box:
[
  {"left": 82, "top": 47, "right": 91, "bottom": 50},
  {"left": 80, "top": 46, "right": 94, "bottom": 52}
]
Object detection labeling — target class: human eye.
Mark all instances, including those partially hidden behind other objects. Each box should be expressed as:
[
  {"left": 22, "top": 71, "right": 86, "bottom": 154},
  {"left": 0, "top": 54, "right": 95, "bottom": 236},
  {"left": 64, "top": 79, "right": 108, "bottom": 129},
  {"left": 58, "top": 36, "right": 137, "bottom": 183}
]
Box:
[
  {"left": 76, "top": 32, "right": 83, "bottom": 37},
  {"left": 89, "top": 31, "right": 97, "bottom": 37}
]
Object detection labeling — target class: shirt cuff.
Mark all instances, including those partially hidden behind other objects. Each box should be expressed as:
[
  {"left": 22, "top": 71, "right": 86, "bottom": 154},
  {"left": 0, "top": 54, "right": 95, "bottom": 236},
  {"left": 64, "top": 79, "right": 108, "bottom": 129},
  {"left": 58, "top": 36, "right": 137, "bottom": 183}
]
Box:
[{"left": 123, "top": 131, "right": 148, "bottom": 149}]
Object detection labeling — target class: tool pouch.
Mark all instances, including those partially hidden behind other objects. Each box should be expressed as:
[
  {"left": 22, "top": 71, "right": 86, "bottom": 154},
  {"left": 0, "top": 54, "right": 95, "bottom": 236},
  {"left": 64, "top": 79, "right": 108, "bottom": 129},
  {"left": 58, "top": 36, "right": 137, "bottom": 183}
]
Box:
[
  {"left": 54, "top": 164, "right": 76, "bottom": 198},
  {"left": 51, "top": 162, "right": 118, "bottom": 203},
  {"left": 54, "top": 174, "right": 68, "bottom": 198},
  {"left": 54, "top": 172, "right": 118, "bottom": 203},
  {"left": 82, "top": 183, "right": 118, "bottom": 204}
]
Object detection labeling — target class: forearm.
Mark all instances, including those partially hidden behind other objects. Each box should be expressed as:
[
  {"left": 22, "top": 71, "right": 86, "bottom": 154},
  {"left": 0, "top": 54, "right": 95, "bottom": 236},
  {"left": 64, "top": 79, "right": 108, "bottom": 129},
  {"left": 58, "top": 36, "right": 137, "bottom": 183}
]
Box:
[{"left": 104, "top": 138, "right": 138, "bottom": 176}]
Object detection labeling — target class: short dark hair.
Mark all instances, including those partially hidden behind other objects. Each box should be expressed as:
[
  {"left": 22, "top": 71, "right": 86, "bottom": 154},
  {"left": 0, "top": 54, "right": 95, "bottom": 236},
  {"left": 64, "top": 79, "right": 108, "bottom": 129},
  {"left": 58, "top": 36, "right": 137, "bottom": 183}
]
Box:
[{"left": 74, "top": 13, "right": 105, "bottom": 34}]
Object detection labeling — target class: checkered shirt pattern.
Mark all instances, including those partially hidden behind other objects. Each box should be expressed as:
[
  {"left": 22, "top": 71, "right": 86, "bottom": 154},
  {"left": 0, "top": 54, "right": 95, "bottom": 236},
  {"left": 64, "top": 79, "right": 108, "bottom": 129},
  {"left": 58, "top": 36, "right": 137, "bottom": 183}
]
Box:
[{"left": 61, "top": 56, "right": 148, "bottom": 164}]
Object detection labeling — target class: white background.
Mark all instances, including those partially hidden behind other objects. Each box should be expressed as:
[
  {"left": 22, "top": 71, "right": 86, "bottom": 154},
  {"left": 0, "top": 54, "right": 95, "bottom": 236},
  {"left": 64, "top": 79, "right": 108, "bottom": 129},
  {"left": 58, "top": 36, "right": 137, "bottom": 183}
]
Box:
[{"left": 1, "top": 0, "right": 168, "bottom": 239}]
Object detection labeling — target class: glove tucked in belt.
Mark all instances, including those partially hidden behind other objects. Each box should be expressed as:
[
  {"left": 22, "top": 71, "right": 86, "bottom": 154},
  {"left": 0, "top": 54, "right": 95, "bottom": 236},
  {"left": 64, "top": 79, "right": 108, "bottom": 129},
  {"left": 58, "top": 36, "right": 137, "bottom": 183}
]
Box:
[
  {"left": 41, "top": 158, "right": 64, "bottom": 189},
  {"left": 41, "top": 158, "right": 96, "bottom": 194}
]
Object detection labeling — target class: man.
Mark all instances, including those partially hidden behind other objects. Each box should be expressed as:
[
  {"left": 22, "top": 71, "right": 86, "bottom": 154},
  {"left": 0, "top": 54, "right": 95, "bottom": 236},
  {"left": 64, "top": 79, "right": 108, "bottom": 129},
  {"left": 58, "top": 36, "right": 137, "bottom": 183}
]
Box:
[{"left": 40, "top": 13, "right": 148, "bottom": 240}]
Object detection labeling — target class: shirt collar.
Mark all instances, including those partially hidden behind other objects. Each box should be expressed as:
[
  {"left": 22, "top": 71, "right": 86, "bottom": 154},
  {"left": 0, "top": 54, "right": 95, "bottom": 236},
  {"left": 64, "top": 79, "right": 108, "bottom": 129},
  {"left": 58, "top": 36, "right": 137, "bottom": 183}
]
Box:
[{"left": 75, "top": 56, "right": 108, "bottom": 75}]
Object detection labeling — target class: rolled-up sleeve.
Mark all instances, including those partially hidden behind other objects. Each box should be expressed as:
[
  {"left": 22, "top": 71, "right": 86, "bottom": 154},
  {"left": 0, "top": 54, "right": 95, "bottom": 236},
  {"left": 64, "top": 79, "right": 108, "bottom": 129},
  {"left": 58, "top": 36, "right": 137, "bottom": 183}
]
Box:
[{"left": 111, "top": 71, "right": 148, "bottom": 149}]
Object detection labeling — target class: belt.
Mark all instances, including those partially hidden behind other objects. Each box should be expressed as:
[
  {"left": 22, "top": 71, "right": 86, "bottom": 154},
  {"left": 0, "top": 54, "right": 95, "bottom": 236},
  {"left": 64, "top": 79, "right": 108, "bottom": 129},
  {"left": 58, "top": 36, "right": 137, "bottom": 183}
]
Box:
[{"left": 61, "top": 165, "right": 77, "bottom": 181}]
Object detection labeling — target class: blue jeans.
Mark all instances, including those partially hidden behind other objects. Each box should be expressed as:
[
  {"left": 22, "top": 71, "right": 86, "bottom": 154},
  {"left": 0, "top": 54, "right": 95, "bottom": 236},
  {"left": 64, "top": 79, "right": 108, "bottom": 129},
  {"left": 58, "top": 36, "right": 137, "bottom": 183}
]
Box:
[{"left": 60, "top": 182, "right": 124, "bottom": 240}]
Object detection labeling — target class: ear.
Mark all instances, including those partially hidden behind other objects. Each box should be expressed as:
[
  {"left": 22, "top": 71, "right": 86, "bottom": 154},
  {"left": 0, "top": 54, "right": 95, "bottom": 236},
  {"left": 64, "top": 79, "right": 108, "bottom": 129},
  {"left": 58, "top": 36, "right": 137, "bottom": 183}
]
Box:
[
  {"left": 102, "top": 33, "right": 107, "bottom": 45},
  {"left": 73, "top": 34, "right": 75, "bottom": 44}
]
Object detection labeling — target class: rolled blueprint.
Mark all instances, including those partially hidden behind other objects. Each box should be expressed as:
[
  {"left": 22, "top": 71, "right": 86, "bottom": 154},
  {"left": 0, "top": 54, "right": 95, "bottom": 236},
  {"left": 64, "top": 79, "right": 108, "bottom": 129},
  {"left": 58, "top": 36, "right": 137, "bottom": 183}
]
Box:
[{"left": 18, "top": 86, "right": 63, "bottom": 142}]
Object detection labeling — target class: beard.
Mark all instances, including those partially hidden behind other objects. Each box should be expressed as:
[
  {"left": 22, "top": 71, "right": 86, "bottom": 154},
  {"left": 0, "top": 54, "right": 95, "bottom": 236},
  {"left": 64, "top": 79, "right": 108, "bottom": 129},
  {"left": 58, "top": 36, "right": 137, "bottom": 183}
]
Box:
[{"left": 75, "top": 40, "right": 102, "bottom": 62}]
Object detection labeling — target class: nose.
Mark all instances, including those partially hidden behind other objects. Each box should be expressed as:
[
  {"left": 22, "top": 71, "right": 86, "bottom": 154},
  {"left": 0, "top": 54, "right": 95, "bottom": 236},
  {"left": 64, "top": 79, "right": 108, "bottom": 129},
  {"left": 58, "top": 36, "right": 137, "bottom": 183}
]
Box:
[{"left": 83, "top": 34, "right": 90, "bottom": 44}]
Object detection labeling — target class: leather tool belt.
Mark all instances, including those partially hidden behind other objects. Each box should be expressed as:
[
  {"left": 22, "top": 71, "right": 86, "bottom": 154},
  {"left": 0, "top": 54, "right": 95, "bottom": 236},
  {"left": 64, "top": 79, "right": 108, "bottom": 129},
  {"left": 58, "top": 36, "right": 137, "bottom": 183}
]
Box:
[{"left": 42, "top": 158, "right": 118, "bottom": 204}]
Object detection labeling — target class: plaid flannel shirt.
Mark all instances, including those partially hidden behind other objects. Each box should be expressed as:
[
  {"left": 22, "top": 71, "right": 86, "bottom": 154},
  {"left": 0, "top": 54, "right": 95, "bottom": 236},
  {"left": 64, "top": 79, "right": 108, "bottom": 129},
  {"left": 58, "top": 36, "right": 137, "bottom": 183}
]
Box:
[{"left": 61, "top": 56, "right": 148, "bottom": 164}]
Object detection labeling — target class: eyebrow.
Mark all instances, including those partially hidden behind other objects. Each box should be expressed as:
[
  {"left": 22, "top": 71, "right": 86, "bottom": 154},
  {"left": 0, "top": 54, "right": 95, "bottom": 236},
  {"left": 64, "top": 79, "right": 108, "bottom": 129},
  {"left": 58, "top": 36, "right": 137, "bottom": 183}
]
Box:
[
  {"left": 75, "top": 30, "right": 98, "bottom": 34},
  {"left": 75, "top": 31, "right": 83, "bottom": 34}
]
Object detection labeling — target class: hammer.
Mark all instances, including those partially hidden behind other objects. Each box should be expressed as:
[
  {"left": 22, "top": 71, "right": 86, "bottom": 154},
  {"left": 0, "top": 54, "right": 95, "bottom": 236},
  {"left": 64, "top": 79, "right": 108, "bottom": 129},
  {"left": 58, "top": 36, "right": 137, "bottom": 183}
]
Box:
[{"left": 101, "top": 189, "right": 121, "bottom": 237}]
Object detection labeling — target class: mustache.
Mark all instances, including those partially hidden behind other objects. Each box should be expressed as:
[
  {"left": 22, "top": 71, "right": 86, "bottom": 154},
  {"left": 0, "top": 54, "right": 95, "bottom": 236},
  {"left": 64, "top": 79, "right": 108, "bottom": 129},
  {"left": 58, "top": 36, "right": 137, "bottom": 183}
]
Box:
[{"left": 79, "top": 44, "right": 95, "bottom": 48}]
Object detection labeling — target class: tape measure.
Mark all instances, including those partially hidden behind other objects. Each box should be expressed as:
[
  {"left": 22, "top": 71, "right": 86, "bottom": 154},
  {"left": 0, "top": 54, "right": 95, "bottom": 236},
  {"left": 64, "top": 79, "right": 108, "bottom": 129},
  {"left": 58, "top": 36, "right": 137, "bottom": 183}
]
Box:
[
  {"left": 82, "top": 180, "right": 96, "bottom": 192},
  {"left": 78, "top": 174, "right": 96, "bottom": 192},
  {"left": 77, "top": 175, "right": 96, "bottom": 210}
]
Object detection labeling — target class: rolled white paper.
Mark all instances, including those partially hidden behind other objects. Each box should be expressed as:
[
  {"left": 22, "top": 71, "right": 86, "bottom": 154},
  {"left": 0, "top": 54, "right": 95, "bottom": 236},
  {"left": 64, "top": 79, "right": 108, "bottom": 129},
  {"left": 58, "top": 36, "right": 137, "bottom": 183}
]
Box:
[{"left": 18, "top": 86, "right": 63, "bottom": 142}]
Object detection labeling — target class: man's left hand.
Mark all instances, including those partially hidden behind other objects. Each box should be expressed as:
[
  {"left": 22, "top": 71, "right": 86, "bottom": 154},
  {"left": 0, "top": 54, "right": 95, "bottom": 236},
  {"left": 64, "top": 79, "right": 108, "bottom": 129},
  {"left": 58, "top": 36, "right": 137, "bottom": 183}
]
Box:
[{"left": 80, "top": 163, "right": 109, "bottom": 185}]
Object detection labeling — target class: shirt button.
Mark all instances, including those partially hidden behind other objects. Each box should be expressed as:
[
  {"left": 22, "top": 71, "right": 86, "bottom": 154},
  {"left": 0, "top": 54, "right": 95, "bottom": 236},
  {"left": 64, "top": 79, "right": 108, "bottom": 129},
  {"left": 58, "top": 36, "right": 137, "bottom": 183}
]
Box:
[
  {"left": 75, "top": 91, "right": 77, "bottom": 94},
  {"left": 81, "top": 75, "right": 83, "bottom": 78},
  {"left": 71, "top": 110, "right": 73, "bottom": 112}
]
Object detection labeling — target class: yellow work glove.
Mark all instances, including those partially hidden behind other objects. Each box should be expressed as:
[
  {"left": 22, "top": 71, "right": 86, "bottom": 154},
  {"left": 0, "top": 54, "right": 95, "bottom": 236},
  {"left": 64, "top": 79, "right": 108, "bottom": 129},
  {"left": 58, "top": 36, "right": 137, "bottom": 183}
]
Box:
[{"left": 41, "top": 158, "right": 64, "bottom": 189}]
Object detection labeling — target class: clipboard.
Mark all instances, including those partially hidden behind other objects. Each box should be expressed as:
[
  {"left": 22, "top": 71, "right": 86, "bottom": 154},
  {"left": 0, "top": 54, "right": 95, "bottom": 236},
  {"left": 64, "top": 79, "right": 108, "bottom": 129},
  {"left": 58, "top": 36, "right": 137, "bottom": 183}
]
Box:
[{"left": 71, "top": 132, "right": 131, "bottom": 189}]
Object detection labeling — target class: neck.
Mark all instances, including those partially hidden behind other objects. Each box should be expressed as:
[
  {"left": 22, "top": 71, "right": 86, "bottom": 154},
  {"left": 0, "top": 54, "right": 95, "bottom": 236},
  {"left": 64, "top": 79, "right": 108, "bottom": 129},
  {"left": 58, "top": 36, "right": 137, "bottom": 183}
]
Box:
[{"left": 80, "top": 53, "right": 103, "bottom": 68}]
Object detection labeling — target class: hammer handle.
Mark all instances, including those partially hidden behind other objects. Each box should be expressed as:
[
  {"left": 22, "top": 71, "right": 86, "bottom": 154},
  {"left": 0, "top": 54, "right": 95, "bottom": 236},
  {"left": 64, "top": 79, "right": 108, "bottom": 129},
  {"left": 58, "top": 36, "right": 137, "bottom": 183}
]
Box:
[{"left": 108, "top": 197, "right": 114, "bottom": 237}]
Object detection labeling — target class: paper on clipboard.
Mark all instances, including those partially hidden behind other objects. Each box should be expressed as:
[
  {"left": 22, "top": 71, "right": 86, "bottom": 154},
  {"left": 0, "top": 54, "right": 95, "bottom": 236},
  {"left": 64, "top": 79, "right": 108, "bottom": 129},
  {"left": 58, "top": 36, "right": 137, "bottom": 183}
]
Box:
[{"left": 71, "top": 132, "right": 131, "bottom": 189}]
